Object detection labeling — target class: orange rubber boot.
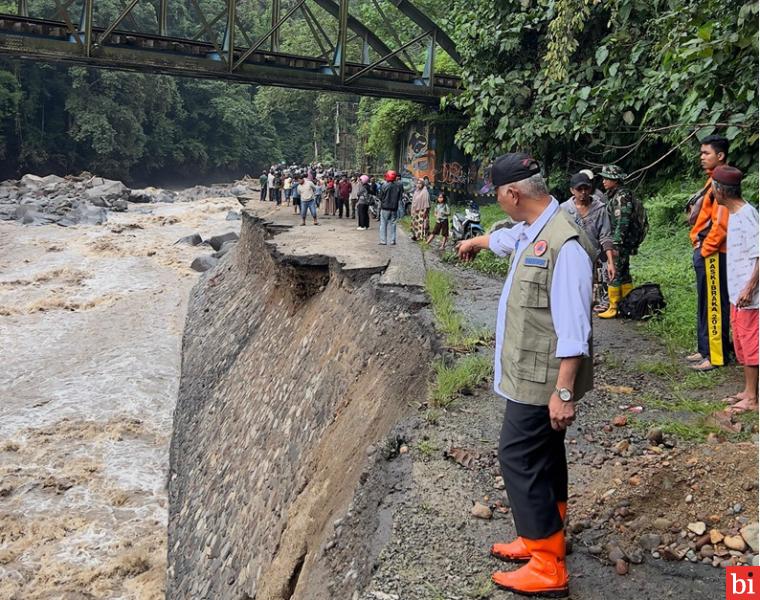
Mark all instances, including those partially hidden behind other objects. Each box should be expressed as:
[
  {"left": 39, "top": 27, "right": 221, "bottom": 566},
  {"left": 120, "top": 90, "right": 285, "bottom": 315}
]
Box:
[
  {"left": 491, "top": 502, "right": 568, "bottom": 563},
  {"left": 492, "top": 529, "right": 569, "bottom": 598}
]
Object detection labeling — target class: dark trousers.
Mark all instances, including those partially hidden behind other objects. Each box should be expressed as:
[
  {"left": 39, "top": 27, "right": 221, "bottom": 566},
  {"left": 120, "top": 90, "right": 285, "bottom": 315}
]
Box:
[
  {"left": 693, "top": 248, "right": 731, "bottom": 365},
  {"left": 260, "top": 186, "right": 267, "bottom": 201},
  {"left": 337, "top": 197, "right": 349, "bottom": 217},
  {"left": 268, "top": 188, "right": 275, "bottom": 202},
  {"left": 610, "top": 252, "right": 632, "bottom": 287},
  {"left": 357, "top": 204, "right": 369, "bottom": 228},
  {"left": 498, "top": 399, "right": 566, "bottom": 540}
]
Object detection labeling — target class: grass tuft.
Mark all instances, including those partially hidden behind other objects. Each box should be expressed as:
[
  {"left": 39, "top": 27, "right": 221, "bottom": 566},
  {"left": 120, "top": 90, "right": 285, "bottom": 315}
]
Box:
[
  {"left": 429, "top": 355, "right": 493, "bottom": 408},
  {"left": 425, "top": 269, "right": 492, "bottom": 351},
  {"left": 467, "top": 575, "right": 495, "bottom": 599}
]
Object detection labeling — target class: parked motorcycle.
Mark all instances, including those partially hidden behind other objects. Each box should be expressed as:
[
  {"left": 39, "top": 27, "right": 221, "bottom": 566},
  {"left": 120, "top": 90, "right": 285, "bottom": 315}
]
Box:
[
  {"left": 368, "top": 194, "right": 381, "bottom": 220},
  {"left": 452, "top": 201, "right": 485, "bottom": 241}
]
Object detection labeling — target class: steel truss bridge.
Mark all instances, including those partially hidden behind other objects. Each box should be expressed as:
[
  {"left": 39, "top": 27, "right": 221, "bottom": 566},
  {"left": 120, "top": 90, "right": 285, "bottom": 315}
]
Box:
[{"left": 0, "top": 0, "right": 461, "bottom": 102}]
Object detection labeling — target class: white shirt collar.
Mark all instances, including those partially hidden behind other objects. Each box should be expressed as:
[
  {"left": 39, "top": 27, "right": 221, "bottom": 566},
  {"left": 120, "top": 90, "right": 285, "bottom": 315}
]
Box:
[{"left": 519, "top": 197, "right": 560, "bottom": 245}]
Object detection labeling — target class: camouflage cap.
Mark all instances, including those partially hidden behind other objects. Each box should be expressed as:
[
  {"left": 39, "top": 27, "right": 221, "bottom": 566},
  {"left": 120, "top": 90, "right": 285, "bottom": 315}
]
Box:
[{"left": 600, "top": 165, "right": 627, "bottom": 180}]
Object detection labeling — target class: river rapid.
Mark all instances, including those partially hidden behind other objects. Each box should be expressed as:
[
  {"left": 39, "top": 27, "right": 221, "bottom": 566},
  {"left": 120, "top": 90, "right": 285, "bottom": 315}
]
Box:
[{"left": 0, "top": 195, "right": 241, "bottom": 599}]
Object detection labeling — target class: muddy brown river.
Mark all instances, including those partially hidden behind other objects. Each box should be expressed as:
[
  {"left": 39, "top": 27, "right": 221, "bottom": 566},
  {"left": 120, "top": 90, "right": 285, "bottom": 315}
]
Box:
[{"left": 0, "top": 196, "right": 240, "bottom": 599}]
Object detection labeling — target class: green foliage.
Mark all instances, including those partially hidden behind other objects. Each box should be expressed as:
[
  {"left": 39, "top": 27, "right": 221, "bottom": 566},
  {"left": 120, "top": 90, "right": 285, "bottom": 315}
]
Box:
[
  {"left": 429, "top": 355, "right": 493, "bottom": 407},
  {"left": 0, "top": 69, "right": 20, "bottom": 158},
  {"left": 361, "top": 98, "right": 425, "bottom": 166},
  {"left": 425, "top": 269, "right": 491, "bottom": 350},
  {"left": 438, "top": 203, "right": 512, "bottom": 276},
  {"left": 415, "top": 437, "right": 439, "bottom": 456},
  {"left": 450, "top": 0, "right": 759, "bottom": 174}
]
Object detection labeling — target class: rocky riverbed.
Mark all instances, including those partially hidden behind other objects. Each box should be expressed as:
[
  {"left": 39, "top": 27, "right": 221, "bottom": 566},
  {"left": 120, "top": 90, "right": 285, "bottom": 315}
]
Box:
[{"left": 0, "top": 176, "right": 248, "bottom": 599}]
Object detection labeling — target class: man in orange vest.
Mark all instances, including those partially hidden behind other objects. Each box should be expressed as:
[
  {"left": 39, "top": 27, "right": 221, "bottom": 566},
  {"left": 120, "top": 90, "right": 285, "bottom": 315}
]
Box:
[{"left": 687, "top": 135, "right": 731, "bottom": 371}]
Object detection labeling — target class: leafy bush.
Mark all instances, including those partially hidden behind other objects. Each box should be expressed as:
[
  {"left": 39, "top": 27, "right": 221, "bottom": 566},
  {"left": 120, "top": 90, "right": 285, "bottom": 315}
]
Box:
[{"left": 450, "top": 0, "right": 759, "bottom": 174}]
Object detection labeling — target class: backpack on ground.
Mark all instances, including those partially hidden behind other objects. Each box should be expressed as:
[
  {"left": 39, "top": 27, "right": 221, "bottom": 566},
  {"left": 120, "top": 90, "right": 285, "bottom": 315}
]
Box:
[
  {"left": 628, "top": 194, "right": 649, "bottom": 254},
  {"left": 618, "top": 283, "right": 666, "bottom": 320}
]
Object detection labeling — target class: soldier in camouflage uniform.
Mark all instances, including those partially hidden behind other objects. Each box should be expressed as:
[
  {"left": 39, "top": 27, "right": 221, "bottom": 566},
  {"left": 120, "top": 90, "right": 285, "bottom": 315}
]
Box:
[{"left": 598, "top": 165, "right": 636, "bottom": 319}]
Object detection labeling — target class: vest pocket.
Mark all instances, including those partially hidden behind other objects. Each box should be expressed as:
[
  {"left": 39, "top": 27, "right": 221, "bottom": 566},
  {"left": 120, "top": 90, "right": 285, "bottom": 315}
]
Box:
[
  {"left": 515, "top": 338, "right": 550, "bottom": 383},
  {"left": 519, "top": 268, "right": 549, "bottom": 308}
]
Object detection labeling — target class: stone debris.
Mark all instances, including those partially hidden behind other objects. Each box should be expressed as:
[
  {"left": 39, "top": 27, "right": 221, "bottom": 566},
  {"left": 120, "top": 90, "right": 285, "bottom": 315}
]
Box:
[
  {"left": 741, "top": 523, "right": 759, "bottom": 552},
  {"left": 614, "top": 558, "right": 629, "bottom": 575},
  {"left": 190, "top": 256, "right": 219, "bottom": 273},
  {"left": 176, "top": 233, "right": 204, "bottom": 246},
  {"left": 724, "top": 535, "right": 748, "bottom": 552},
  {"left": 471, "top": 502, "right": 492, "bottom": 520},
  {"left": 687, "top": 521, "right": 706, "bottom": 536},
  {"left": 207, "top": 231, "right": 239, "bottom": 251},
  {"left": 1, "top": 172, "right": 255, "bottom": 226}
]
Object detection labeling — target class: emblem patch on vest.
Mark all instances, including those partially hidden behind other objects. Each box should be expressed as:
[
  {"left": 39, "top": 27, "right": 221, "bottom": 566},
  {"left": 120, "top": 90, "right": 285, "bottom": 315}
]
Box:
[{"left": 534, "top": 240, "right": 547, "bottom": 256}]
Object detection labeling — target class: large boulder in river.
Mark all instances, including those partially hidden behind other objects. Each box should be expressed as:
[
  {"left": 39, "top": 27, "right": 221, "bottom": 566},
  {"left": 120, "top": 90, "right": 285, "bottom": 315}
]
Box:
[
  {"left": 57, "top": 204, "right": 108, "bottom": 227},
  {"left": 206, "top": 231, "right": 239, "bottom": 251},
  {"left": 85, "top": 180, "right": 129, "bottom": 204},
  {"left": 175, "top": 233, "right": 203, "bottom": 246},
  {"left": 20, "top": 209, "right": 60, "bottom": 226},
  {"left": 130, "top": 187, "right": 177, "bottom": 204},
  {"left": 190, "top": 255, "right": 219, "bottom": 272},
  {"left": 19, "top": 174, "right": 45, "bottom": 191}
]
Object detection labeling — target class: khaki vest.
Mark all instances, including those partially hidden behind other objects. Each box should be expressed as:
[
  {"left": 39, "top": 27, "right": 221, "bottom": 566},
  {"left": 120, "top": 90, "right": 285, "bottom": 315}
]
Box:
[{"left": 499, "top": 209, "right": 595, "bottom": 405}]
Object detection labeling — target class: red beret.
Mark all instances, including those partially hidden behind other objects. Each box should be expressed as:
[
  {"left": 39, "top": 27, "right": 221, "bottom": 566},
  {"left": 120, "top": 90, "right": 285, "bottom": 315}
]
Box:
[{"left": 712, "top": 165, "right": 743, "bottom": 185}]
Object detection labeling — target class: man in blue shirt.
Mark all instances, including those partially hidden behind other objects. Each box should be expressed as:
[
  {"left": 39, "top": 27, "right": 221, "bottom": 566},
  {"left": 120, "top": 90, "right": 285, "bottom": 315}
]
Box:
[{"left": 457, "top": 153, "right": 594, "bottom": 598}]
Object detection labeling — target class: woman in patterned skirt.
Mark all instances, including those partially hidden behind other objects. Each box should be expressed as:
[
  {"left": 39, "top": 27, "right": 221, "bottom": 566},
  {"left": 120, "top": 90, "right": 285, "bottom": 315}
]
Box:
[{"left": 410, "top": 179, "right": 431, "bottom": 241}]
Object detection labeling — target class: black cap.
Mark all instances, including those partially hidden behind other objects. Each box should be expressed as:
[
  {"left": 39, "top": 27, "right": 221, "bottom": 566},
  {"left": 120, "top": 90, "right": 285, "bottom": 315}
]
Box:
[
  {"left": 569, "top": 172, "right": 592, "bottom": 188},
  {"left": 491, "top": 153, "right": 542, "bottom": 187}
]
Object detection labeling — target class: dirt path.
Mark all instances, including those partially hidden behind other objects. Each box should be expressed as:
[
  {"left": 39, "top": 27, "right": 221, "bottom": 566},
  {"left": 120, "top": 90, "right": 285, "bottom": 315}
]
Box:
[
  {"left": 361, "top": 247, "right": 756, "bottom": 600},
  {"left": 0, "top": 197, "right": 240, "bottom": 599}
]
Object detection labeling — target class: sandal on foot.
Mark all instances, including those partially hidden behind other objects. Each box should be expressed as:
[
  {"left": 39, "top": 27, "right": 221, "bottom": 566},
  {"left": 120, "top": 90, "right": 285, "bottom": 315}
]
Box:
[
  {"left": 686, "top": 352, "right": 704, "bottom": 363},
  {"left": 689, "top": 359, "right": 716, "bottom": 372},
  {"left": 726, "top": 398, "right": 758, "bottom": 414},
  {"left": 721, "top": 395, "right": 743, "bottom": 404}
]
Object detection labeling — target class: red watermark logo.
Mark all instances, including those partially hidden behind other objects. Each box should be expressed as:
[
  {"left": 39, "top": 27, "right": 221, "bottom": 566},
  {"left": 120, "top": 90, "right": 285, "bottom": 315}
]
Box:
[{"left": 727, "top": 567, "right": 760, "bottom": 599}]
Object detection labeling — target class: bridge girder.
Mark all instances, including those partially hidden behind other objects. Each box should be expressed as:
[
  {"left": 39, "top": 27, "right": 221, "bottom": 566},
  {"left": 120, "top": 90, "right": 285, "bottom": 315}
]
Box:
[{"left": 0, "top": 0, "right": 461, "bottom": 103}]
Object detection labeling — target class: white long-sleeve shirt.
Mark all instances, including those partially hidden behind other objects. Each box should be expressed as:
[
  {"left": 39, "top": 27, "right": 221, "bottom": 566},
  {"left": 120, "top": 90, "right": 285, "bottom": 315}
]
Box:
[{"left": 489, "top": 198, "right": 593, "bottom": 402}]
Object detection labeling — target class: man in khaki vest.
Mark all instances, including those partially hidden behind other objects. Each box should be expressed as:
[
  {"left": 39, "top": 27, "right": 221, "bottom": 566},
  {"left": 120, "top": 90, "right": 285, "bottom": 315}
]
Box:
[{"left": 457, "top": 153, "right": 594, "bottom": 598}]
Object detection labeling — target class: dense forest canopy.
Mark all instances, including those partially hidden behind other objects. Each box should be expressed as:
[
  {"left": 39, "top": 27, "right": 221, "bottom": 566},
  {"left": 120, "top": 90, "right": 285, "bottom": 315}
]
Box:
[
  {"left": 449, "top": 0, "right": 758, "bottom": 182},
  {"left": 0, "top": 0, "right": 756, "bottom": 183}
]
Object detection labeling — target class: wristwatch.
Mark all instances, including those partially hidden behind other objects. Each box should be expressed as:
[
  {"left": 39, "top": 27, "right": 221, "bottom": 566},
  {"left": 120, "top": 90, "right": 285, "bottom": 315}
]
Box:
[{"left": 555, "top": 387, "right": 574, "bottom": 402}]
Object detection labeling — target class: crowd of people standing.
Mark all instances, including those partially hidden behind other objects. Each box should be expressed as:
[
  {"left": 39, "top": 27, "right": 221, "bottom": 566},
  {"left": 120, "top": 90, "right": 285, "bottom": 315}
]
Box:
[{"left": 258, "top": 163, "right": 446, "bottom": 247}]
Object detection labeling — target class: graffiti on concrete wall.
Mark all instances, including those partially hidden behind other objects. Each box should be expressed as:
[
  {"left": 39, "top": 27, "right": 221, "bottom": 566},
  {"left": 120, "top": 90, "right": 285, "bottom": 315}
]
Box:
[
  {"left": 401, "top": 125, "right": 436, "bottom": 184},
  {"left": 439, "top": 161, "right": 467, "bottom": 186}
]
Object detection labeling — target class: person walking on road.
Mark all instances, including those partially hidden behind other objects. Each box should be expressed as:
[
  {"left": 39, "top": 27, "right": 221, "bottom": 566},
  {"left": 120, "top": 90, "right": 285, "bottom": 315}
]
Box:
[
  {"left": 324, "top": 176, "right": 336, "bottom": 216},
  {"left": 350, "top": 175, "right": 362, "bottom": 220},
  {"left": 410, "top": 179, "right": 430, "bottom": 241},
  {"left": 284, "top": 174, "right": 293, "bottom": 206},
  {"left": 291, "top": 176, "right": 301, "bottom": 215},
  {"left": 426, "top": 192, "right": 451, "bottom": 250},
  {"left": 356, "top": 174, "right": 372, "bottom": 231},
  {"left": 259, "top": 172, "right": 268, "bottom": 202},
  {"left": 315, "top": 178, "right": 323, "bottom": 209},
  {"left": 456, "top": 153, "right": 594, "bottom": 599},
  {"left": 267, "top": 170, "right": 276, "bottom": 203},
  {"left": 337, "top": 176, "right": 352, "bottom": 219},
  {"left": 379, "top": 170, "right": 402, "bottom": 245},
  {"left": 297, "top": 176, "right": 319, "bottom": 226}
]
